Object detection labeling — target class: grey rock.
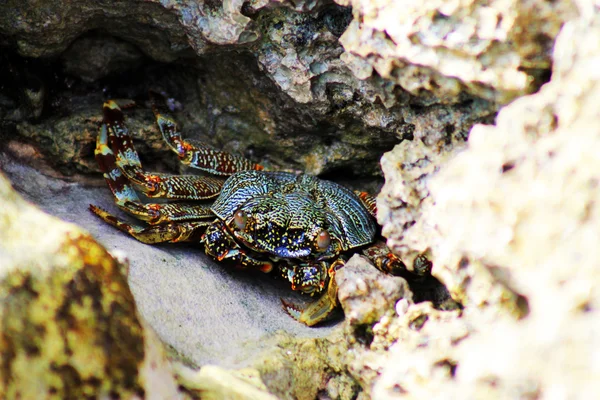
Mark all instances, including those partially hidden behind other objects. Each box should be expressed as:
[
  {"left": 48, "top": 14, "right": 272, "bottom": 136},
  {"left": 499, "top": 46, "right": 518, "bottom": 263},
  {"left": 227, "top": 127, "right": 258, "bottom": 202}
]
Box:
[{"left": 62, "top": 34, "right": 145, "bottom": 82}]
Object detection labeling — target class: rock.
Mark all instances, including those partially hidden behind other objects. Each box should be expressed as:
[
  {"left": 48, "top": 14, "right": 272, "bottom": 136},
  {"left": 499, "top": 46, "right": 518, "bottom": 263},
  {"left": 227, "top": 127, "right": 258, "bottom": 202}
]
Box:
[
  {"left": 62, "top": 34, "right": 145, "bottom": 82},
  {"left": 255, "top": 331, "right": 355, "bottom": 400},
  {"left": 0, "top": 169, "right": 183, "bottom": 399},
  {"left": 0, "top": 1, "right": 187, "bottom": 61},
  {"left": 247, "top": 256, "right": 421, "bottom": 399},
  {"left": 336, "top": 255, "right": 412, "bottom": 328},
  {"left": 0, "top": 0, "right": 496, "bottom": 177},
  {"left": 372, "top": 4, "right": 600, "bottom": 398},
  {"left": 337, "top": 0, "right": 576, "bottom": 104},
  {"left": 175, "top": 364, "right": 278, "bottom": 400},
  {"left": 370, "top": 303, "right": 467, "bottom": 398},
  {"left": 378, "top": 139, "right": 460, "bottom": 270}
]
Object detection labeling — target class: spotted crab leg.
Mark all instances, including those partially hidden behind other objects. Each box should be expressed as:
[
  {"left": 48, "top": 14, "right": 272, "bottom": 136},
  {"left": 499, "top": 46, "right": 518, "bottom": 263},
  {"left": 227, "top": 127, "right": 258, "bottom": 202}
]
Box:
[
  {"left": 90, "top": 102, "right": 216, "bottom": 243},
  {"left": 150, "top": 91, "right": 263, "bottom": 176},
  {"left": 103, "top": 100, "right": 225, "bottom": 200},
  {"left": 281, "top": 260, "right": 343, "bottom": 327},
  {"left": 354, "top": 190, "right": 412, "bottom": 276},
  {"left": 90, "top": 205, "right": 210, "bottom": 244},
  {"left": 93, "top": 117, "right": 216, "bottom": 225}
]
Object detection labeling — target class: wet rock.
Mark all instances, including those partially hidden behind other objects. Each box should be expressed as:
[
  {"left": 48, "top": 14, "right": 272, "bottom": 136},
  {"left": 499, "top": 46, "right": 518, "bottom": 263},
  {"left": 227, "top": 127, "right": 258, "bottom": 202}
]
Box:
[{"left": 336, "top": 0, "right": 575, "bottom": 104}]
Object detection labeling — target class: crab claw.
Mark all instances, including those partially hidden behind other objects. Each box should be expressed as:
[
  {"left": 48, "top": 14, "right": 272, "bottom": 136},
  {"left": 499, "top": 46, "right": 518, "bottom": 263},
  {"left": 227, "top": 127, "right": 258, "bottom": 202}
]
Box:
[
  {"left": 281, "top": 299, "right": 304, "bottom": 322},
  {"left": 280, "top": 277, "right": 340, "bottom": 327}
]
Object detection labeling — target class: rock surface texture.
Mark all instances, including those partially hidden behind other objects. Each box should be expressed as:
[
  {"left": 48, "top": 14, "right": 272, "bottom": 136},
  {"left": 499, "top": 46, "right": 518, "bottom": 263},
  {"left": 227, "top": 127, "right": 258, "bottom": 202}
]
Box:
[
  {"left": 0, "top": 170, "right": 183, "bottom": 399},
  {"left": 2, "top": 0, "right": 599, "bottom": 398},
  {"left": 0, "top": 0, "right": 496, "bottom": 178},
  {"left": 336, "top": 0, "right": 576, "bottom": 104},
  {"left": 375, "top": 2, "right": 600, "bottom": 398}
]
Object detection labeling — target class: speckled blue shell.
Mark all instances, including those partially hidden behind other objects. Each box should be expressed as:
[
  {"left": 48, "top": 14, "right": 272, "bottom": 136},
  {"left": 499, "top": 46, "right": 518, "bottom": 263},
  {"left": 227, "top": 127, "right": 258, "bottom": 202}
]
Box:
[{"left": 211, "top": 171, "right": 376, "bottom": 250}]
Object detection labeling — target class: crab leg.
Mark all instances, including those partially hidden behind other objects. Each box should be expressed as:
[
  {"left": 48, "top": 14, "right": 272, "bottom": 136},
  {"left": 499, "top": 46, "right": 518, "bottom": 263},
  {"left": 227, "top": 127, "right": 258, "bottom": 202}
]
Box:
[
  {"left": 361, "top": 241, "right": 410, "bottom": 276},
  {"left": 354, "top": 190, "right": 377, "bottom": 217},
  {"left": 103, "top": 100, "right": 225, "bottom": 200},
  {"left": 150, "top": 91, "right": 263, "bottom": 176},
  {"left": 90, "top": 205, "right": 210, "bottom": 244},
  {"left": 94, "top": 120, "right": 217, "bottom": 225},
  {"left": 202, "top": 220, "right": 274, "bottom": 273},
  {"left": 354, "top": 190, "right": 418, "bottom": 277}
]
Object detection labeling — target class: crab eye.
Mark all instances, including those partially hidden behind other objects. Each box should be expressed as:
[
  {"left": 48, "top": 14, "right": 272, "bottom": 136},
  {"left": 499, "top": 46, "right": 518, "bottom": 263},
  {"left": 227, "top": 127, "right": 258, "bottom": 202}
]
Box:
[
  {"left": 316, "top": 229, "right": 330, "bottom": 251},
  {"left": 234, "top": 210, "right": 247, "bottom": 230}
]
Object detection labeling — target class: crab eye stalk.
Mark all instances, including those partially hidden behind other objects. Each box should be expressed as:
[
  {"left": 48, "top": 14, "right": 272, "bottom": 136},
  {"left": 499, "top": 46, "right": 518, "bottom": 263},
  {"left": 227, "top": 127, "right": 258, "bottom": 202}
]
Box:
[
  {"left": 234, "top": 209, "right": 247, "bottom": 230},
  {"left": 316, "top": 229, "right": 330, "bottom": 251}
]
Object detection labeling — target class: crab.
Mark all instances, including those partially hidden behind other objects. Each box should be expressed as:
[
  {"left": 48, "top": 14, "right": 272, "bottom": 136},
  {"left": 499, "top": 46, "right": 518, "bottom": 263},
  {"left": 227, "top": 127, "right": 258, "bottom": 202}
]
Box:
[{"left": 89, "top": 92, "right": 406, "bottom": 326}]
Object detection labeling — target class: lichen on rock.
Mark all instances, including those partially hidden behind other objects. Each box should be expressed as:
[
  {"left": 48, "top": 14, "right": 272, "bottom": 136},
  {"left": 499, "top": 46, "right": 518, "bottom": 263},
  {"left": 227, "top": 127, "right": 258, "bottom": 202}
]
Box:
[{"left": 0, "top": 171, "right": 182, "bottom": 399}]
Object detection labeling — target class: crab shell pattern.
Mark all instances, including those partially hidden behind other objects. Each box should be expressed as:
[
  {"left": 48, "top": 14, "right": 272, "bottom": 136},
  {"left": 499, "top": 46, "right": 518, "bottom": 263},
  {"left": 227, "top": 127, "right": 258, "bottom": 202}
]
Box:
[{"left": 90, "top": 93, "right": 404, "bottom": 326}]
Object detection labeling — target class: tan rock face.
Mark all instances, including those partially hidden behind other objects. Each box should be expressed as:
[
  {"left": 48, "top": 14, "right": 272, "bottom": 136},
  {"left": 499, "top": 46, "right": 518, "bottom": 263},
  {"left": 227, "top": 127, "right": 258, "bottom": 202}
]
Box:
[
  {"left": 337, "top": 0, "right": 576, "bottom": 104},
  {"left": 374, "top": 4, "right": 600, "bottom": 398},
  {"left": 337, "top": 255, "right": 412, "bottom": 328}
]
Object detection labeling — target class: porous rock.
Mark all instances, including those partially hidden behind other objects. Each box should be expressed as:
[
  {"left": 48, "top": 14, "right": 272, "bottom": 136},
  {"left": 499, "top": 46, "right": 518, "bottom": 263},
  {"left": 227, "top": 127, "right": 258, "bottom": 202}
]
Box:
[
  {"left": 253, "top": 255, "right": 416, "bottom": 400},
  {"left": 373, "top": 4, "right": 600, "bottom": 398},
  {"left": 336, "top": 0, "right": 576, "bottom": 104},
  {"left": 336, "top": 254, "right": 412, "bottom": 328}
]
